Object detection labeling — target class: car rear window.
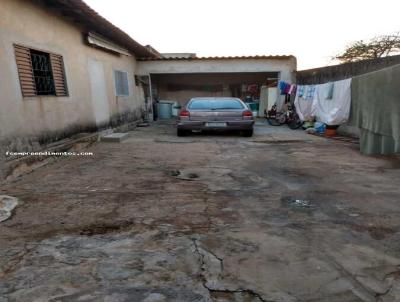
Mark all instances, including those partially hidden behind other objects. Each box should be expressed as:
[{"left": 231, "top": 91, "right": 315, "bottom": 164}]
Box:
[{"left": 188, "top": 99, "right": 244, "bottom": 110}]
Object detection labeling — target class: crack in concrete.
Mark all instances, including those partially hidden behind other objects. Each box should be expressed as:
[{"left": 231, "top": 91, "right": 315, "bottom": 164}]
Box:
[
  {"left": 375, "top": 286, "right": 393, "bottom": 302},
  {"left": 324, "top": 254, "right": 381, "bottom": 302},
  {"left": 206, "top": 288, "right": 271, "bottom": 302},
  {"left": 192, "top": 238, "right": 272, "bottom": 302},
  {"left": 192, "top": 238, "right": 223, "bottom": 274},
  {"left": 204, "top": 248, "right": 224, "bottom": 272},
  {"left": 381, "top": 266, "right": 400, "bottom": 281},
  {"left": 375, "top": 265, "right": 400, "bottom": 301}
]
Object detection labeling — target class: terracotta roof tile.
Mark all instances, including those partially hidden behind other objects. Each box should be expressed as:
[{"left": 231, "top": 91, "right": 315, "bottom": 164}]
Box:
[
  {"left": 42, "top": 0, "right": 159, "bottom": 58},
  {"left": 138, "top": 55, "right": 295, "bottom": 61}
]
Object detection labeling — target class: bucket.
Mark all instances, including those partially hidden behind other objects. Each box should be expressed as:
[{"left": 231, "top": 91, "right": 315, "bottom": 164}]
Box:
[{"left": 325, "top": 128, "right": 337, "bottom": 137}]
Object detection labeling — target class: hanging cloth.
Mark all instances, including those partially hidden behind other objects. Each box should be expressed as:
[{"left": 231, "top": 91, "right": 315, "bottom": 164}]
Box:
[
  {"left": 294, "top": 85, "right": 314, "bottom": 121},
  {"left": 349, "top": 64, "right": 400, "bottom": 154},
  {"left": 311, "top": 78, "right": 352, "bottom": 125}
]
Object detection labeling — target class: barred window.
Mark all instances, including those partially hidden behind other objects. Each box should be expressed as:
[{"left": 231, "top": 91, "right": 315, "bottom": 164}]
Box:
[
  {"left": 14, "top": 44, "right": 68, "bottom": 97},
  {"left": 30, "top": 50, "right": 55, "bottom": 95},
  {"left": 114, "top": 70, "right": 129, "bottom": 96}
]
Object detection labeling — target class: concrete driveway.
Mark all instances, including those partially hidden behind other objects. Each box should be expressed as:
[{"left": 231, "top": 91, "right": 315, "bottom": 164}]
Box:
[{"left": 1, "top": 122, "right": 400, "bottom": 302}]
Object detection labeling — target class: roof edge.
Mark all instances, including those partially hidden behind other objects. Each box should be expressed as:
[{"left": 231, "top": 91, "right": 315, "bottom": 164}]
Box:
[
  {"left": 138, "top": 55, "right": 296, "bottom": 61},
  {"left": 42, "top": 0, "right": 160, "bottom": 58}
]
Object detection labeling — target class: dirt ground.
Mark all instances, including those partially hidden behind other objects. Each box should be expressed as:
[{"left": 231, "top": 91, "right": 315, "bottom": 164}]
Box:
[{"left": 1, "top": 121, "right": 400, "bottom": 302}]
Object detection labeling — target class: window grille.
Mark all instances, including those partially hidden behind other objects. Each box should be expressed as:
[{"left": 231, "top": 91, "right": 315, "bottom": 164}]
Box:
[{"left": 14, "top": 45, "right": 68, "bottom": 97}]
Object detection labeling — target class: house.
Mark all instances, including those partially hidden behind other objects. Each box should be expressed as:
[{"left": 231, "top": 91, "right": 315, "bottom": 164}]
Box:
[
  {"left": 0, "top": 0, "right": 159, "bottom": 156},
  {"left": 0, "top": 0, "right": 296, "bottom": 162}
]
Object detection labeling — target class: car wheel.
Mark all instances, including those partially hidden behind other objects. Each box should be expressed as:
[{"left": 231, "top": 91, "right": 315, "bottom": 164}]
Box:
[
  {"left": 242, "top": 129, "right": 253, "bottom": 137},
  {"left": 177, "top": 129, "right": 188, "bottom": 137}
]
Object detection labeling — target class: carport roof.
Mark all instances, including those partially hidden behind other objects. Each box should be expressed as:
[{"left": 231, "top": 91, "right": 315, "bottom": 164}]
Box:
[
  {"left": 41, "top": 0, "right": 160, "bottom": 58},
  {"left": 138, "top": 55, "right": 296, "bottom": 61}
]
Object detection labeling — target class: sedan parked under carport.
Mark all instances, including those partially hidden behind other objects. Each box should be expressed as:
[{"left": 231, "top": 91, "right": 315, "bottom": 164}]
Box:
[{"left": 177, "top": 97, "right": 255, "bottom": 137}]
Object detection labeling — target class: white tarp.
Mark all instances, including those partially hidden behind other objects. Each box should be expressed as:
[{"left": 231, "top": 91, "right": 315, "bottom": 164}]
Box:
[
  {"left": 311, "top": 78, "right": 352, "bottom": 125},
  {"left": 295, "top": 79, "right": 352, "bottom": 125}
]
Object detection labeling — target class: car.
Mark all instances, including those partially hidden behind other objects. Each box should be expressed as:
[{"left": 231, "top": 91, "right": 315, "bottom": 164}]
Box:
[{"left": 177, "top": 97, "right": 254, "bottom": 137}]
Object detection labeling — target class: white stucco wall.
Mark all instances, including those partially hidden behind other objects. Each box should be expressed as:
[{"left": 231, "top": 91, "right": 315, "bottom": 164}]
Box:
[
  {"left": 0, "top": 0, "right": 145, "bottom": 142},
  {"left": 137, "top": 58, "right": 297, "bottom": 83}
]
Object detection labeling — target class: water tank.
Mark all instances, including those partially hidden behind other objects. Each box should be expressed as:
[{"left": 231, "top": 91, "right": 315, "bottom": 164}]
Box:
[{"left": 157, "top": 101, "right": 173, "bottom": 119}]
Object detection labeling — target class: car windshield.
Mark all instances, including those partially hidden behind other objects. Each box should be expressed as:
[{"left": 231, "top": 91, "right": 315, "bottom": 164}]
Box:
[{"left": 188, "top": 99, "right": 244, "bottom": 110}]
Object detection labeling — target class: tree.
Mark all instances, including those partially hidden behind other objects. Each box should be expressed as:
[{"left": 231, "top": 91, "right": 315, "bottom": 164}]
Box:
[{"left": 334, "top": 33, "right": 400, "bottom": 63}]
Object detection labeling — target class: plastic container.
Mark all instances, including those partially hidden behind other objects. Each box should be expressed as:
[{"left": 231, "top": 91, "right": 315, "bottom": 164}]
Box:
[
  {"left": 314, "top": 122, "right": 326, "bottom": 134},
  {"left": 157, "top": 101, "right": 173, "bottom": 119},
  {"left": 247, "top": 102, "right": 259, "bottom": 112}
]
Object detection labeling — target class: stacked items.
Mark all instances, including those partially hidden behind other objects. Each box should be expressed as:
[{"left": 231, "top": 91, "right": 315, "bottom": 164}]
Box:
[{"left": 242, "top": 84, "right": 261, "bottom": 116}]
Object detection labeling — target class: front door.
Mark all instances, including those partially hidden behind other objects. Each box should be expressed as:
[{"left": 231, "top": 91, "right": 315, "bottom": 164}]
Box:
[{"left": 88, "top": 59, "right": 110, "bottom": 126}]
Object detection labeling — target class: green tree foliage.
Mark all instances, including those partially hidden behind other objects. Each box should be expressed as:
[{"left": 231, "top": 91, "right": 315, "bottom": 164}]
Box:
[{"left": 335, "top": 33, "right": 400, "bottom": 63}]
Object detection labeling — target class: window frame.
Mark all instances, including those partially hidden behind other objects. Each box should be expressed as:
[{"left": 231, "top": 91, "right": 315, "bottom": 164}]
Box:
[
  {"left": 30, "top": 49, "right": 56, "bottom": 96},
  {"left": 114, "top": 70, "right": 130, "bottom": 97},
  {"left": 188, "top": 98, "right": 245, "bottom": 110},
  {"left": 14, "top": 44, "right": 69, "bottom": 98}
]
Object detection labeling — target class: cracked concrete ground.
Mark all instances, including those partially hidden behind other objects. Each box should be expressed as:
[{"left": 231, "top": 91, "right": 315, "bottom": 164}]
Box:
[{"left": 1, "top": 121, "right": 400, "bottom": 302}]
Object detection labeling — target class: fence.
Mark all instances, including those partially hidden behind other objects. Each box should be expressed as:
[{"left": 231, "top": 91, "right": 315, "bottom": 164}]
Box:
[{"left": 296, "top": 55, "right": 400, "bottom": 85}]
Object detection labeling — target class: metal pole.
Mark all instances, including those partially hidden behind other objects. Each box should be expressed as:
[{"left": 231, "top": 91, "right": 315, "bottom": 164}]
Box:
[
  {"left": 148, "top": 74, "right": 153, "bottom": 104},
  {"left": 148, "top": 74, "right": 154, "bottom": 121}
]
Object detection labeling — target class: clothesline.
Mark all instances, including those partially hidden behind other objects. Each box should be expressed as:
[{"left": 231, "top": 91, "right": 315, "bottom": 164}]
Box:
[
  {"left": 278, "top": 64, "right": 400, "bottom": 155},
  {"left": 278, "top": 79, "right": 352, "bottom": 126}
]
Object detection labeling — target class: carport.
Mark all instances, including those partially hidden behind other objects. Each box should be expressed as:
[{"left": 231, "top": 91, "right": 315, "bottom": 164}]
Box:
[
  {"left": 151, "top": 72, "right": 278, "bottom": 105},
  {"left": 137, "top": 55, "right": 297, "bottom": 116}
]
